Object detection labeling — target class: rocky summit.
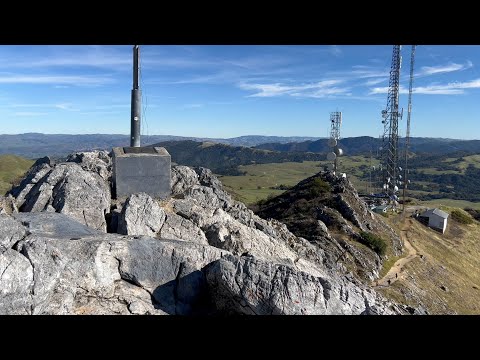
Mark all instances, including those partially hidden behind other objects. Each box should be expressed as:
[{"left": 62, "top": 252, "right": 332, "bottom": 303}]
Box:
[{"left": 0, "top": 151, "right": 409, "bottom": 315}]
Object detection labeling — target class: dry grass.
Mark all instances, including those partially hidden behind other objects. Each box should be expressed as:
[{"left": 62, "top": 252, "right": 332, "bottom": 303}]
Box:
[{"left": 377, "top": 211, "right": 480, "bottom": 314}]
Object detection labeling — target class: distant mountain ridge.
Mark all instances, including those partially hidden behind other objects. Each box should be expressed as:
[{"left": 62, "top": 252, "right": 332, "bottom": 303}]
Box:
[
  {"left": 254, "top": 136, "right": 480, "bottom": 155},
  {"left": 150, "top": 140, "right": 324, "bottom": 175},
  {"left": 0, "top": 133, "right": 320, "bottom": 158},
  {"left": 0, "top": 133, "right": 478, "bottom": 159}
]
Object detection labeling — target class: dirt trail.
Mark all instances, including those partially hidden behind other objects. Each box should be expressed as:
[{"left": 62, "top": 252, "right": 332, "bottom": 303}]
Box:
[{"left": 373, "top": 218, "right": 418, "bottom": 288}]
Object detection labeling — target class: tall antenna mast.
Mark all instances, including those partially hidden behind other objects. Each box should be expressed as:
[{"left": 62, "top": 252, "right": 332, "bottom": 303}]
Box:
[
  {"left": 327, "top": 111, "right": 343, "bottom": 174},
  {"left": 131, "top": 45, "right": 141, "bottom": 147},
  {"left": 402, "top": 45, "right": 416, "bottom": 212},
  {"left": 380, "top": 45, "right": 403, "bottom": 206}
]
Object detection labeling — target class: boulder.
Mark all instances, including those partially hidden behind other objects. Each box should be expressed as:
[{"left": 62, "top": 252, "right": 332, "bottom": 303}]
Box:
[
  {"left": 117, "top": 193, "right": 166, "bottom": 237},
  {"left": 205, "top": 255, "right": 398, "bottom": 315},
  {"left": 11, "top": 163, "right": 111, "bottom": 232}
]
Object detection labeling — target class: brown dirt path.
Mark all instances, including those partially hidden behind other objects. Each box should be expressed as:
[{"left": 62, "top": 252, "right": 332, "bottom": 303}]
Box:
[{"left": 373, "top": 217, "right": 418, "bottom": 287}]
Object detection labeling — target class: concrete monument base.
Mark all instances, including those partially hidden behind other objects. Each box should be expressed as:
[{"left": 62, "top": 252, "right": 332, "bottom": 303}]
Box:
[{"left": 112, "top": 146, "right": 171, "bottom": 199}]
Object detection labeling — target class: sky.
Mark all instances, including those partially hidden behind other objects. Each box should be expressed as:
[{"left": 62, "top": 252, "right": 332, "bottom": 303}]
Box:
[{"left": 0, "top": 45, "right": 479, "bottom": 139}]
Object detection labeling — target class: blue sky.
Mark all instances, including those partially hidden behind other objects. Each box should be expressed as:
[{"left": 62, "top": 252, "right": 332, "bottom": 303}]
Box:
[{"left": 0, "top": 45, "right": 478, "bottom": 139}]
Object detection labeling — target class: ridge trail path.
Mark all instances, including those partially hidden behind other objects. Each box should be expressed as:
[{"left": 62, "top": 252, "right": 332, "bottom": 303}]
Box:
[{"left": 373, "top": 217, "right": 418, "bottom": 287}]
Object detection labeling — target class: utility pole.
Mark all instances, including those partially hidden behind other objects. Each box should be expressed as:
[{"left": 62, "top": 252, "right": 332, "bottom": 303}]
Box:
[
  {"left": 131, "top": 45, "right": 141, "bottom": 147},
  {"left": 403, "top": 45, "right": 416, "bottom": 212}
]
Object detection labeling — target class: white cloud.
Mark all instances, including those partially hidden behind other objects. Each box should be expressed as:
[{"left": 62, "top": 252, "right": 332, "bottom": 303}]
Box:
[
  {"left": 14, "top": 112, "right": 48, "bottom": 116},
  {"left": 417, "top": 61, "right": 473, "bottom": 76},
  {"left": 364, "top": 78, "right": 388, "bottom": 86},
  {"left": 0, "top": 75, "right": 113, "bottom": 86},
  {"left": 369, "top": 78, "right": 480, "bottom": 95},
  {"left": 238, "top": 79, "right": 348, "bottom": 98},
  {"left": 183, "top": 103, "right": 204, "bottom": 108},
  {"left": 55, "top": 103, "right": 78, "bottom": 111}
]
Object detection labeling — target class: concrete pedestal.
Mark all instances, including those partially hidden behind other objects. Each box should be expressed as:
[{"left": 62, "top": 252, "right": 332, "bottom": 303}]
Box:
[{"left": 112, "top": 146, "right": 171, "bottom": 199}]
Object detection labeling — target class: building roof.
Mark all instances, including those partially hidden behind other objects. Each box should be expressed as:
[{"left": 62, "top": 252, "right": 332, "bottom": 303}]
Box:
[{"left": 421, "top": 208, "right": 449, "bottom": 219}]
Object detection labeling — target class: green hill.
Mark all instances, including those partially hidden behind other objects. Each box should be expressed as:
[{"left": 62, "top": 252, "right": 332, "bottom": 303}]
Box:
[
  {"left": 151, "top": 140, "right": 324, "bottom": 175},
  {"left": 0, "top": 155, "right": 34, "bottom": 195}
]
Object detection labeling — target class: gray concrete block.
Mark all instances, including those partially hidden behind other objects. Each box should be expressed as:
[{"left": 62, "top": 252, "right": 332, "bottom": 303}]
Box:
[{"left": 112, "top": 146, "right": 171, "bottom": 199}]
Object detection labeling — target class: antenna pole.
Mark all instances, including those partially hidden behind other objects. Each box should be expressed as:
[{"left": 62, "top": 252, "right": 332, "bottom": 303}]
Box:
[
  {"left": 131, "top": 45, "right": 141, "bottom": 147},
  {"left": 403, "top": 45, "right": 416, "bottom": 212}
]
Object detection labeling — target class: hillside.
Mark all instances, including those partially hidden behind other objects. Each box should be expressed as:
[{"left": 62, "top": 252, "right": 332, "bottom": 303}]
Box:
[
  {"left": 255, "top": 136, "right": 480, "bottom": 155},
  {"left": 254, "top": 171, "right": 403, "bottom": 282},
  {"left": 0, "top": 133, "right": 319, "bottom": 158},
  {"left": 150, "top": 140, "right": 324, "bottom": 175},
  {"left": 377, "top": 208, "right": 480, "bottom": 314},
  {"left": 0, "top": 150, "right": 405, "bottom": 315},
  {"left": 0, "top": 155, "right": 34, "bottom": 195}
]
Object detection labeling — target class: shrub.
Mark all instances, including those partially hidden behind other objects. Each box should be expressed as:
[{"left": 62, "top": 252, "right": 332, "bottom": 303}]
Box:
[
  {"left": 358, "top": 231, "right": 387, "bottom": 256},
  {"left": 451, "top": 209, "right": 474, "bottom": 224},
  {"left": 309, "top": 178, "right": 331, "bottom": 197}
]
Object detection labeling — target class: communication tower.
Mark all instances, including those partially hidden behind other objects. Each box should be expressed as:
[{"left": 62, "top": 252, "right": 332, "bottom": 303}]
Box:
[{"left": 327, "top": 111, "right": 343, "bottom": 174}]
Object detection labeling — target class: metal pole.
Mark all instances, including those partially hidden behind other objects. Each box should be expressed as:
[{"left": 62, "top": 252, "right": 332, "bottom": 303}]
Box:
[
  {"left": 131, "top": 45, "right": 141, "bottom": 147},
  {"left": 403, "top": 45, "right": 416, "bottom": 213}
]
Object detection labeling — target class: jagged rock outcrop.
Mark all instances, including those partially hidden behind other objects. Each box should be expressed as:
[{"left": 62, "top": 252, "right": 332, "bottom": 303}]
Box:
[
  {"left": 0, "top": 212, "right": 401, "bottom": 315},
  {"left": 65, "top": 150, "right": 112, "bottom": 182},
  {"left": 255, "top": 171, "right": 403, "bottom": 281},
  {"left": 205, "top": 255, "right": 398, "bottom": 315},
  {"left": 9, "top": 160, "right": 111, "bottom": 232},
  {"left": 1, "top": 151, "right": 410, "bottom": 315}
]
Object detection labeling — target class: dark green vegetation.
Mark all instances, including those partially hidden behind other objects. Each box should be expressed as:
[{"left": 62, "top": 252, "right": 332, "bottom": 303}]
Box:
[
  {"left": 359, "top": 231, "right": 387, "bottom": 255},
  {"left": 151, "top": 140, "right": 324, "bottom": 175},
  {"left": 450, "top": 209, "right": 474, "bottom": 224},
  {"left": 255, "top": 136, "right": 480, "bottom": 155},
  {"left": 465, "top": 208, "right": 480, "bottom": 221},
  {"left": 0, "top": 155, "right": 34, "bottom": 195}
]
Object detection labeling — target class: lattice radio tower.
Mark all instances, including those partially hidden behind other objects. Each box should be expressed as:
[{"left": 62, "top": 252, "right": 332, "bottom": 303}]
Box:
[
  {"left": 380, "top": 45, "right": 403, "bottom": 204},
  {"left": 327, "top": 111, "right": 343, "bottom": 174}
]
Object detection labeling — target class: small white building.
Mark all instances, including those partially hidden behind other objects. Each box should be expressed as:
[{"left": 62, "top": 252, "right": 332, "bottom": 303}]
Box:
[{"left": 419, "top": 208, "right": 449, "bottom": 233}]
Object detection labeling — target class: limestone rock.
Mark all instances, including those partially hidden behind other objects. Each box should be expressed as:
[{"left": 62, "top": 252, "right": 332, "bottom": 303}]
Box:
[
  {"left": 13, "top": 212, "right": 99, "bottom": 239},
  {"left": 118, "top": 193, "right": 166, "bottom": 237},
  {"left": 10, "top": 162, "right": 111, "bottom": 232},
  {"left": 13, "top": 235, "right": 227, "bottom": 315},
  {"left": 0, "top": 215, "right": 26, "bottom": 253},
  {"left": 171, "top": 166, "right": 199, "bottom": 196},
  {"left": 0, "top": 249, "right": 34, "bottom": 314},
  {"left": 159, "top": 213, "right": 208, "bottom": 245},
  {"left": 205, "top": 255, "right": 398, "bottom": 315},
  {"left": 66, "top": 150, "right": 112, "bottom": 182}
]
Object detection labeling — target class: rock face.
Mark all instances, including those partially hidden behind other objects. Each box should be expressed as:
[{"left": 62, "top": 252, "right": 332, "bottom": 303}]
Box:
[
  {"left": 1, "top": 151, "right": 409, "bottom": 315},
  {"left": 255, "top": 172, "right": 403, "bottom": 281},
  {"left": 9, "top": 159, "right": 111, "bottom": 232},
  {"left": 0, "top": 215, "right": 26, "bottom": 253},
  {"left": 117, "top": 193, "right": 166, "bottom": 237},
  {"left": 66, "top": 150, "right": 112, "bottom": 182},
  {"left": 205, "top": 255, "right": 397, "bottom": 315}
]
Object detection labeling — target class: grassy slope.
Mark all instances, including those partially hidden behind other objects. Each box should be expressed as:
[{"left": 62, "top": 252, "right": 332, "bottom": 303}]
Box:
[
  {"left": 0, "top": 155, "right": 34, "bottom": 195},
  {"left": 219, "top": 154, "right": 480, "bottom": 209},
  {"left": 378, "top": 210, "right": 480, "bottom": 314}
]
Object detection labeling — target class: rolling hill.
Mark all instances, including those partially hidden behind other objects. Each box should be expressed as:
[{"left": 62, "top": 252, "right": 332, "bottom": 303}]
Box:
[
  {"left": 0, "top": 155, "right": 34, "bottom": 195},
  {"left": 150, "top": 140, "right": 324, "bottom": 175},
  {"left": 0, "top": 133, "right": 319, "bottom": 159},
  {"left": 254, "top": 136, "right": 480, "bottom": 155}
]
